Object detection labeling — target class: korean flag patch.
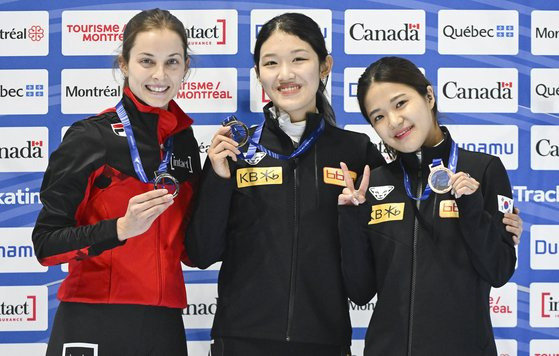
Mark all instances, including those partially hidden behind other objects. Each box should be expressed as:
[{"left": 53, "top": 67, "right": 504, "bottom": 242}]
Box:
[{"left": 497, "top": 195, "right": 513, "bottom": 213}]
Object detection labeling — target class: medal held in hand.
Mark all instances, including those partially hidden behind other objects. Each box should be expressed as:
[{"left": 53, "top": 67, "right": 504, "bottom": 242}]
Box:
[
  {"left": 116, "top": 100, "right": 180, "bottom": 198},
  {"left": 153, "top": 171, "right": 180, "bottom": 198},
  {"left": 427, "top": 163, "right": 453, "bottom": 194},
  {"left": 222, "top": 115, "right": 250, "bottom": 147}
]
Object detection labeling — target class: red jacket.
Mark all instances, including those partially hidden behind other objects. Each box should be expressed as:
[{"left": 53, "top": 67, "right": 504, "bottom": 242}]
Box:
[{"left": 33, "top": 88, "right": 201, "bottom": 308}]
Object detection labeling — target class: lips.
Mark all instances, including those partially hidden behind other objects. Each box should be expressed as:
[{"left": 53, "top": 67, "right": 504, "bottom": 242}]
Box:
[
  {"left": 277, "top": 83, "right": 301, "bottom": 94},
  {"left": 394, "top": 126, "right": 413, "bottom": 139},
  {"left": 146, "top": 85, "right": 169, "bottom": 93}
]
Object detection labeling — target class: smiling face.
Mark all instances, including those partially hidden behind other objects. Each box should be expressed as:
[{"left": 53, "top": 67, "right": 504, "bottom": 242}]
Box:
[
  {"left": 120, "top": 28, "right": 188, "bottom": 110},
  {"left": 363, "top": 81, "right": 442, "bottom": 153},
  {"left": 257, "top": 30, "right": 332, "bottom": 122}
]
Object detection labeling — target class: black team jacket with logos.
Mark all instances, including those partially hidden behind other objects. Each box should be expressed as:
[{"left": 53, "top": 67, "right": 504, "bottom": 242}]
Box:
[
  {"left": 33, "top": 87, "right": 201, "bottom": 308},
  {"left": 186, "top": 104, "right": 385, "bottom": 347},
  {"left": 338, "top": 127, "right": 516, "bottom": 356}
]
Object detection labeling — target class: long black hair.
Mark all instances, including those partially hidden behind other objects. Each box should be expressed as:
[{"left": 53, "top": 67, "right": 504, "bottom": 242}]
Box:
[{"left": 253, "top": 13, "right": 335, "bottom": 125}]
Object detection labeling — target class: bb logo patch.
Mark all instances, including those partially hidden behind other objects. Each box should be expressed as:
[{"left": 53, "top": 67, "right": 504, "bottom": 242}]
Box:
[
  {"left": 439, "top": 199, "right": 459, "bottom": 218},
  {"left": 323, "top": 167, "right": 356, "bottom": 186},
  {"left": 368, "top": 202, "right": 405, "bottom": 225},
  {"left": 237, "top": 167, "right": 282, "bottom": 188}
]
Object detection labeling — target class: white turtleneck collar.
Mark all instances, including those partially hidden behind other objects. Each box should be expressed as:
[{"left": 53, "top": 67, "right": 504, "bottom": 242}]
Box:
[{"left": 270, "top": 106, "right": 306, "bottom": 144}]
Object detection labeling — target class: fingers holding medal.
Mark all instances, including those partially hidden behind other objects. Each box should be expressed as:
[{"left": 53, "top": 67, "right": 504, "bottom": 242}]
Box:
[
  {"left": 208, "top": 125, "right": 242, "bottom": 179},
  {"left": 449, "top": 171, "right": 479, "bottom": 199}
]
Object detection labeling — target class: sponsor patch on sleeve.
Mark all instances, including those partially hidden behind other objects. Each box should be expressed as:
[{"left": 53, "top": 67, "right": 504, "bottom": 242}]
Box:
[
  {"left": 236, "top": 167, "right": 282, "bottom": 188},
  {"left": 497, "top": 195, "right": 513, "bottom": 213},
  {"left": 368, "top": 202, "right": 405, "bottom": 225},
  {"left": 323, "top": 167, "right": 356, "bottom": 187},
  {"left": 439, "top": 199, "right": 459, "bottom": 218}
]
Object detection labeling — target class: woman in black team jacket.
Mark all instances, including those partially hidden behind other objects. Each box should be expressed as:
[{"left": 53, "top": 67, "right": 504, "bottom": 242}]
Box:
[
  {"left": 186, "top": 13, "right": 384, "bottom": 356},
  {"left": 338, "top": 57, "right": 518, "bottom": 356},
  {"left": 33, "top": 9, "right": 200, "bottom": 356}
]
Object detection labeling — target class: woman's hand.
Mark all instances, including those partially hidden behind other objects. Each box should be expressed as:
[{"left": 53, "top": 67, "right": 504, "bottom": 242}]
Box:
[
  {"left": 503, "top": 207, "right": 522, "bottom": 246},
  {"left": 338, "top": 162, "right": 370, "bottom": 206},
  {"left": 116, "top": 189, "right": 174, "bottom": 241},
  {"left": 207, "top": 126, "right": 241, "bottom": 179},
  {"left": 449, "top": 172, "right": 480, "bottom": 199}
]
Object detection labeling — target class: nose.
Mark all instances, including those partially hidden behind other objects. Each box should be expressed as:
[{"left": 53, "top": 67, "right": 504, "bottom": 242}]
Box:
[
  {"left": 278, "top": 63, "right": 294, "bottom": 81},
  {"left": 152, "top": 63, "right": 166, "bottom": 80},
  {"left": 387, "top": 111, "right": 403, "bottom": 128}
]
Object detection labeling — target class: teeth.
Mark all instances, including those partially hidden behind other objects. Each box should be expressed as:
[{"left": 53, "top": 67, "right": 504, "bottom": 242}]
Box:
[
  {"left": 396, "top": 128, "right": 411, "bottom": 137},
  {"left": 279, "top": 85, "right": 299, "bottom": 92},
  {"left": 147, "top": 85, "right": 168, "bottom": 93}
]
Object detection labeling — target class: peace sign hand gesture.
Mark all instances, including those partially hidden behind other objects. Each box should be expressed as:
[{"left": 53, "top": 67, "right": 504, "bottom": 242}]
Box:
[{"left": 338, "top": 162, "right": 370, "bottom": 206}]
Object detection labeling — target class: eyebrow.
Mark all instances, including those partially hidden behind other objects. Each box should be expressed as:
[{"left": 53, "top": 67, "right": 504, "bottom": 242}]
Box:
[
  {"left": 137, "top": 52, "right": 183, "bottom": 58},
  {"left": 261, "top": 48, "right": 310, "bottom": 58},
  {"left": 368, "top": 93, "right": 406, "bottom": 118}
]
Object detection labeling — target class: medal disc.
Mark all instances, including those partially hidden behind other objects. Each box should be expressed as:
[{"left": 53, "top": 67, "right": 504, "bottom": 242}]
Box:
[
  {"left": 223, "top": 118, "right": 250, "bottom": 147},
  {"left": 428, "top": 165, "right": 453, "bottom": 194},
  {"left": 153, "top": 172, "right": 180, "bottom": 198}
]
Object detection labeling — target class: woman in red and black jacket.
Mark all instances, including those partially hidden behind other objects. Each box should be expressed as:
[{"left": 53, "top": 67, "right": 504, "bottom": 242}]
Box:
[{"left": 32, "top": 9, "right": 200, "bottom": 356}]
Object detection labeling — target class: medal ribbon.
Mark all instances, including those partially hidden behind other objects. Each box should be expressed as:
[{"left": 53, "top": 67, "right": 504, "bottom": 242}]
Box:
[
  {"left": 116, "top": 100, "right": 173, "bottom": 183},
  {"left": 400, "top": 140, "right": 458, "bottom": 201},
  {"left": 222, "top": 115, "right": 325, "bottom": 161}
]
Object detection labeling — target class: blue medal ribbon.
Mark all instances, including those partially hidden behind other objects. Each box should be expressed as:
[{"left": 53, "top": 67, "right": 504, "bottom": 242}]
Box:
[
  {"left": 116, "top": 100, "right": 173, "bottom": 183},
  {"left": 222, "top": 115, "right": 325, "bottom": 161},
  {"left": 400, "top": 140, "right": 458, "bottom": 201}
]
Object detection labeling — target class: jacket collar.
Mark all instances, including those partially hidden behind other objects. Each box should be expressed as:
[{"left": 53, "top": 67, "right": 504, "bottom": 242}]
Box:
[
  {"left": 399, "top": 126, "right": 453, "bottom": 173},
  {"left": 262, "top": 102, "right": 324, "bottom": 140},
  {"left": 121, "top": 87, "right": 193, "bottom": 143}
]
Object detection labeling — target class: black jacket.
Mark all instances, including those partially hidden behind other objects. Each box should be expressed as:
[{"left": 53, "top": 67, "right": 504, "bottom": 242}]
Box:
[
  {"left": 186, "top": 105, "right": 385, "bottom": 346},
  {"left": 338, "top": 127, "right": 516, "bottom": 356}
]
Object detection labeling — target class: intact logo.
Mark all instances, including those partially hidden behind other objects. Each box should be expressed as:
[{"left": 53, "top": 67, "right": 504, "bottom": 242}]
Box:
[
  {"left": 170, "top": 154, "right": 193, "bottom": 173},
  {"left": 345, "top": 10, "right": 425, "bottom": 54},
  {"left": 437, "top": 68, "right": 517, "bottom": 113},
  {"left": 530, "top": 283, "right": 559, "bottom": 327},
  {"left": 438, "top": 10, "right": 518, "bottom": 55},
  {"left": 323, "top": 167, "right": 356, "bottom": 187},
  {"left": 251, "top": 9, "right": 332, "bottom": 53},
  {"left": 173, "top": 10, "right": 237, "bottom": 54},
  {"left": 236, "top": 167, "right": 282, "bottom": 188},
  {"left": 182, "top": 284, "right": 217, "bottom": 328},
  {"left": 0, "top": 227, "right": 46, "bottom": 273},
  {"left": 62, "top": 10, "right": 139, "bottom": 55},
  {"left": 531, "top": 225, "right": 559, "bottom": 270},
  {"left": 0, "top": 11, "right": 48, "bottom": 56},
  {"left": 439, "top": 200, "right": 459, "bottom": 218},
  {"left": 489, "top": 283, "right": 517, "bottom": 327},
  {"left": 531, "top": 126, "right": 559, "bottom": 170},
  {"left": 531, "top": 11, "right": 559, "bottom": 55},
  {"left": 369, "top": 203, "right": 404, "bottom": 225},
  {"left": 0, "top": 286, "right": 47, "bottom": 331},
  {"left": 368, "top": 186, "right": 394, "bottom": 201}
]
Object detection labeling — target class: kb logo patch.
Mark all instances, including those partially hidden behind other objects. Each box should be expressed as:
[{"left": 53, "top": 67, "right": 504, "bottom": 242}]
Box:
[
  {"left": 236, "top": 167, "right": 282, "bottom": 188},
  {"left": 368, "top": 203, "right": 404, "bottom": 225}
]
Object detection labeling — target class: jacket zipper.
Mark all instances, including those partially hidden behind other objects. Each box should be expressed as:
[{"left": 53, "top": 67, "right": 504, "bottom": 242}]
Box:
[
  {"left": 156, "top": 214, "right": 162, "bottom": 305},
  {"left": 407, "top": 165, "right": 421, "bottom": 356},
  {"left": 286, "top": 160, "right": 300, "bottom": 341}
]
